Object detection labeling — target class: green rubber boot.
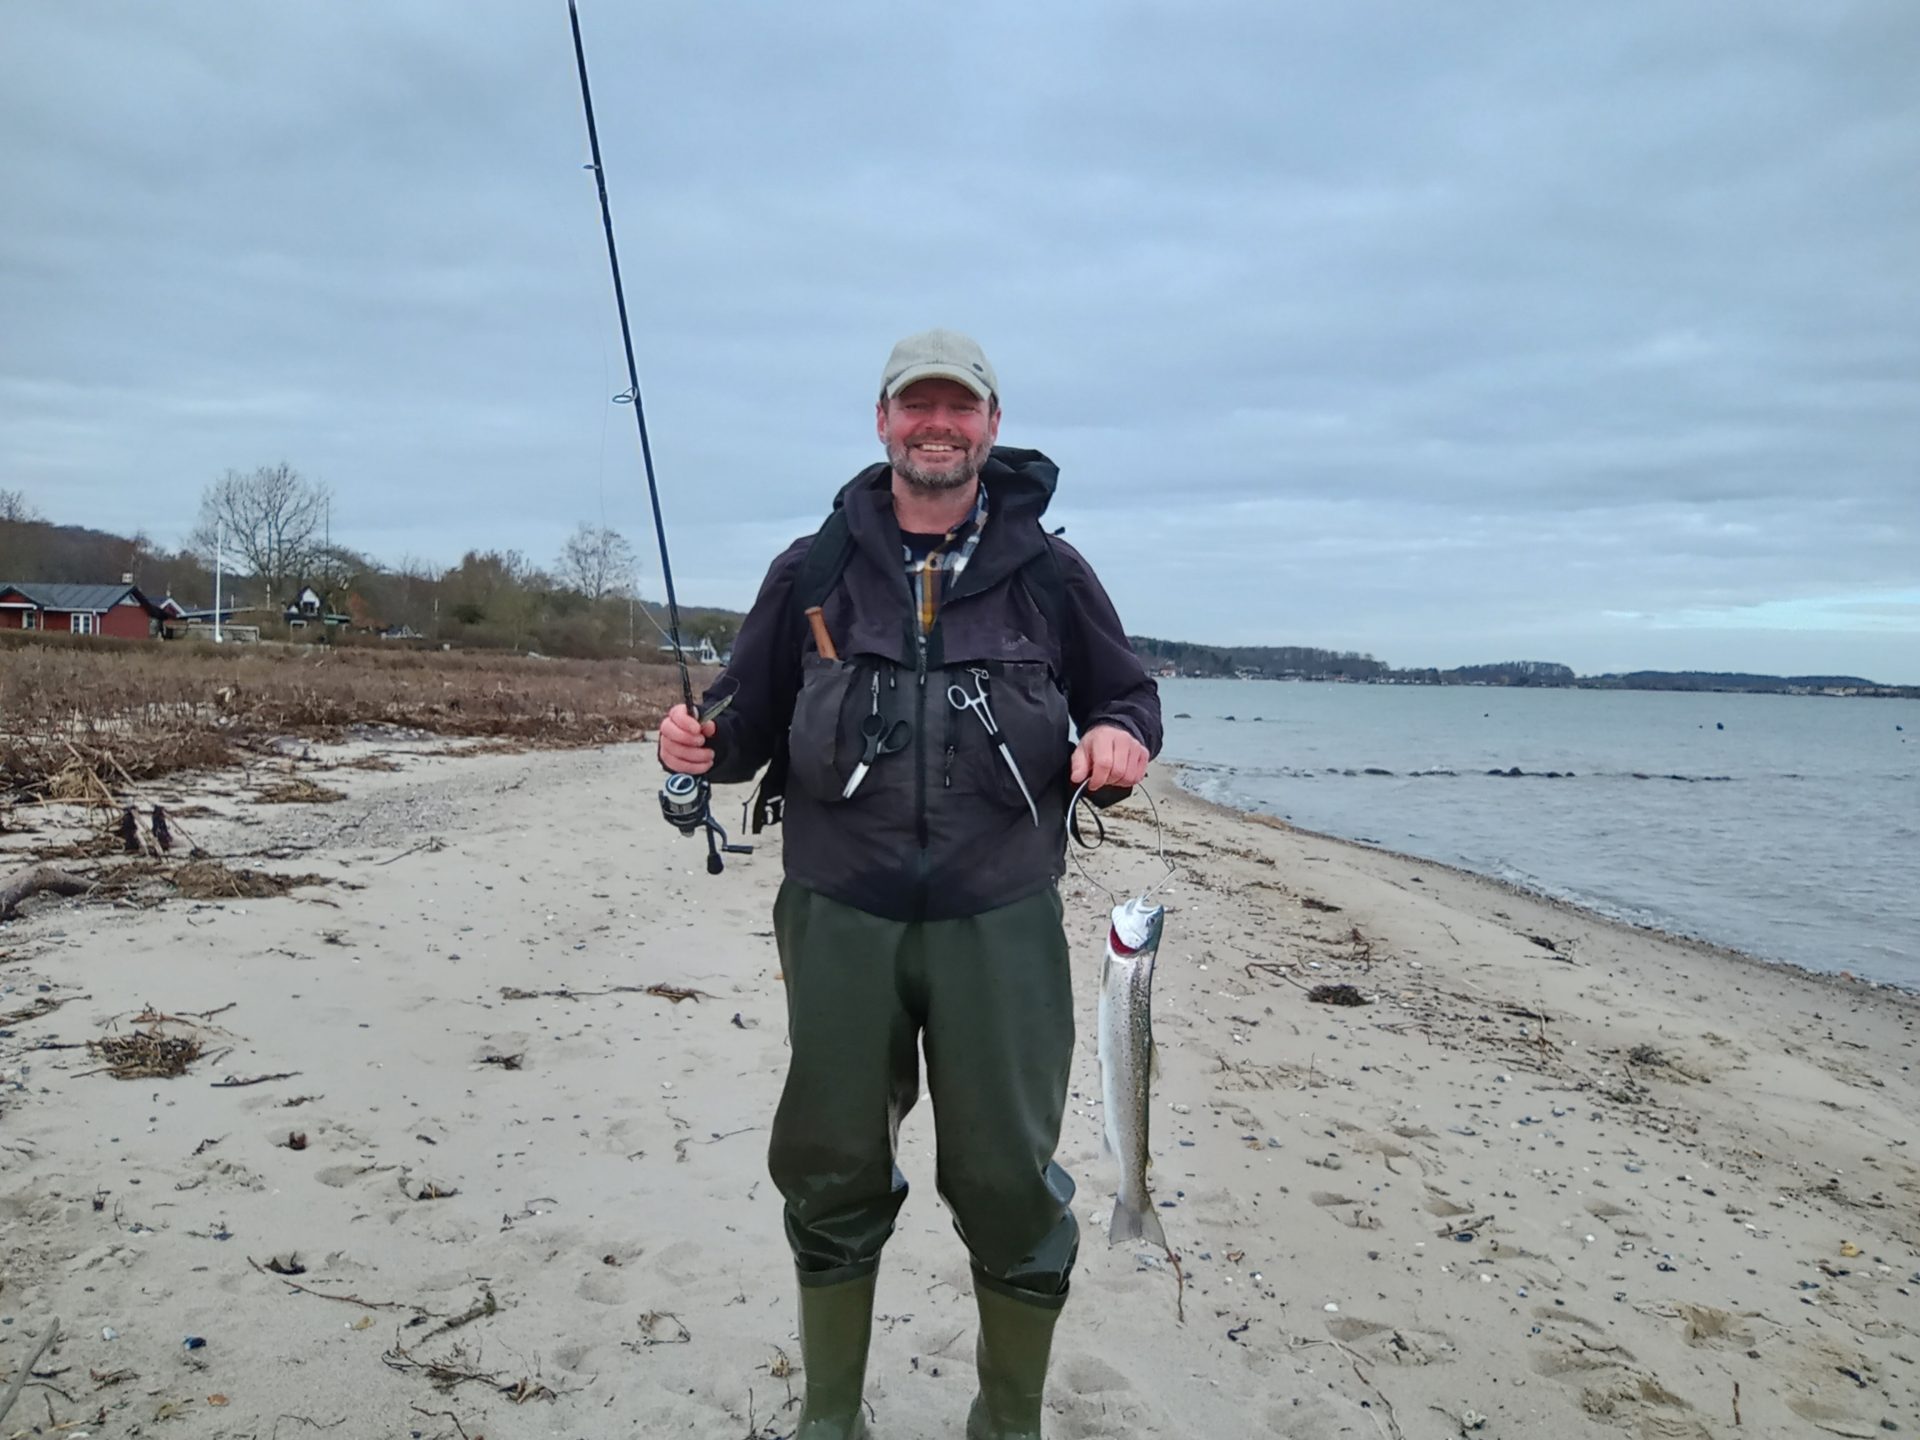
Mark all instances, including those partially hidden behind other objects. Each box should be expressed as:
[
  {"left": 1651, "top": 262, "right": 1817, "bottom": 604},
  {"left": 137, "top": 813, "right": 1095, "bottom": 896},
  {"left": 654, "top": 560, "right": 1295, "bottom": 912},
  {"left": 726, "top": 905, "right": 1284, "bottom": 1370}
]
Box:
[
  {"left": 964, "top": 1281, "right": 1065, "bottom": 1440},
  {"left": 794, "top": 1271, "right": 876, "bottom": 1440}
]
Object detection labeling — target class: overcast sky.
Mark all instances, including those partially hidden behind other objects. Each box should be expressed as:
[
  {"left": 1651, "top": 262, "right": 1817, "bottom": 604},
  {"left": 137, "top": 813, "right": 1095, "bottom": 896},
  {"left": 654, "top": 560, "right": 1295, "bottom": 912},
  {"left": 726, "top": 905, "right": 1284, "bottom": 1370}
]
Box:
[{"left": 3, "top": 2, "right": 1916, "bottom": 680}]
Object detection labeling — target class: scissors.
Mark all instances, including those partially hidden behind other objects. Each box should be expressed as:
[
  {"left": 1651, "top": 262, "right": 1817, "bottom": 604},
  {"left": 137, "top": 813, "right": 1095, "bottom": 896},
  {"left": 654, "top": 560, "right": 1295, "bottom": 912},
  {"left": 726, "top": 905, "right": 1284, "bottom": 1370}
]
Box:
[
  {"left": 946, "top": 667, "right": 1039, "bottom": 826},
  {"left": 843, "top": 706, "right": 912, "bottom": 799}
]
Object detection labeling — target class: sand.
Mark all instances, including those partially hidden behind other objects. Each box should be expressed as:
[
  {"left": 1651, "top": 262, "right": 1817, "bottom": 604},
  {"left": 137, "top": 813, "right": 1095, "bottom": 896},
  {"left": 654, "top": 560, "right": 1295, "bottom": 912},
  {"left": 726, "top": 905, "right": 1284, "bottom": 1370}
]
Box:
[{"left": 2, "top": 737, "right": 1916, "bottom": 1439}]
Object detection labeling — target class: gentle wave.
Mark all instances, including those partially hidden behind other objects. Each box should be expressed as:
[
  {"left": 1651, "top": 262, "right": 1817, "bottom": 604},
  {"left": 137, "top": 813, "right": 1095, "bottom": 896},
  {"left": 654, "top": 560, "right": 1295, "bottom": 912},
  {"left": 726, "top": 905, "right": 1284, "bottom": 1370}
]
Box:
[{"left": 1160, "top": 680, "right": 1920, "bottom": 988}]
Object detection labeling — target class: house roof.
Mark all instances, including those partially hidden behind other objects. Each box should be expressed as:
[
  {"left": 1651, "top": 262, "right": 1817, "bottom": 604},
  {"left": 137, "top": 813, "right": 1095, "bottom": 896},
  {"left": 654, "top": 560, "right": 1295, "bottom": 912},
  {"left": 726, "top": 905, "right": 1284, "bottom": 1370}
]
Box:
[{"left": 0, "top": 581, "right": 164, "bottom": 615}]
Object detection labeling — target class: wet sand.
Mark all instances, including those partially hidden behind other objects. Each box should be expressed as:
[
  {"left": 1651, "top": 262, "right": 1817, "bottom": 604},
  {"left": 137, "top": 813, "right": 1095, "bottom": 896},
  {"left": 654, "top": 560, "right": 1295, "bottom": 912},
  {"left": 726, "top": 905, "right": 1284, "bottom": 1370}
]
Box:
[{"left": 2, "top": 739, "right": 1915, "bottom": 1438}]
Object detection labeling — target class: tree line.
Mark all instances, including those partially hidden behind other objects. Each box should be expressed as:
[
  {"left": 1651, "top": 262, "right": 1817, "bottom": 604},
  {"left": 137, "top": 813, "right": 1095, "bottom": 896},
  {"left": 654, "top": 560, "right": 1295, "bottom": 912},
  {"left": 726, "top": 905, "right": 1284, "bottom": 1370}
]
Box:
[
  {"left": 0, "top": 468, "right": 742, "bottom": 661},
  {"left": 1130, "top": 637, "right": 1391, "bottom": 680}
]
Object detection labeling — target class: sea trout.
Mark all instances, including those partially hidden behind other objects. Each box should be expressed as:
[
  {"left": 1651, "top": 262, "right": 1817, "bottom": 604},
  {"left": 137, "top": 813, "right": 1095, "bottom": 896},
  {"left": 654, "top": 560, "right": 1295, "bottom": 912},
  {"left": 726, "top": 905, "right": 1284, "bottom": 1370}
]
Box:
[{"left": 1098, "top": 893, "right": 1168, "bottom": 1248}]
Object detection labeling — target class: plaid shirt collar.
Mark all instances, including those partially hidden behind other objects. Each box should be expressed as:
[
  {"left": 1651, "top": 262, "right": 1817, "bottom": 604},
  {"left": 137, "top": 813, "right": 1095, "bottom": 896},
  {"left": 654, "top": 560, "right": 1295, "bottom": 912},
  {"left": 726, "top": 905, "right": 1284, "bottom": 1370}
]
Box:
[{"left": 903, "top": 481, "right": 989, "bottom": 637}]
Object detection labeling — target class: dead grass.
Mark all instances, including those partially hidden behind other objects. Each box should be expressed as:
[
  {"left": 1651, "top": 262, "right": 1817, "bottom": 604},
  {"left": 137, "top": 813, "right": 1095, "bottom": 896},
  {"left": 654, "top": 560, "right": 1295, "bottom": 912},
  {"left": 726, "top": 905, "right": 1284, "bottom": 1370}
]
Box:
[{"left": 0, "top": 635, "right": 688, "bottom": 801}]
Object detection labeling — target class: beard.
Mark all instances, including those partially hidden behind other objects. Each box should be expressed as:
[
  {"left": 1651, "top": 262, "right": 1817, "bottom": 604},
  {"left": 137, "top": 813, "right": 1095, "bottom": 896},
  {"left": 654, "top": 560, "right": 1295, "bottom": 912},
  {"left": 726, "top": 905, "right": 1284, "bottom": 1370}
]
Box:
[{"left": 888, "top": 433, "right": 991, "bottom": 494}]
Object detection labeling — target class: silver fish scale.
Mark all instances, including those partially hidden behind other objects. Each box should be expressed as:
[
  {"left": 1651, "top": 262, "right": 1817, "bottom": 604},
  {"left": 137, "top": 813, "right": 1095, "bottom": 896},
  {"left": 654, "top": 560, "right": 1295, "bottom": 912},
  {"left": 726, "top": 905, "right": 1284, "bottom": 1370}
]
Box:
[{"left": 1098, "top": 896, "right": 1168, "bottom": 1249}]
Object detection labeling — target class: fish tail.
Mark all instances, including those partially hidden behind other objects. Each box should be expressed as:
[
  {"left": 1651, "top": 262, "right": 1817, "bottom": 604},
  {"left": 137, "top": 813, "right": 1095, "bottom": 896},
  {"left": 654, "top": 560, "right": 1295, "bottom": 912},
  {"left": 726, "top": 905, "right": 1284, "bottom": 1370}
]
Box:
[{"left": 1108, "top": 1195, "right": 1169, "bottom": 1250}]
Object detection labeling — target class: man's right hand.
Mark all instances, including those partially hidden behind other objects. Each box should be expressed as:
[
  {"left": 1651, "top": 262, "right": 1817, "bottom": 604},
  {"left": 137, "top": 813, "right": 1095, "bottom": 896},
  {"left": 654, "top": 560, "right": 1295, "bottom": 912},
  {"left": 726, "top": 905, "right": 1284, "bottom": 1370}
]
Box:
[{"left": 657, "top": 703, "right": 717, "bottom": 775}]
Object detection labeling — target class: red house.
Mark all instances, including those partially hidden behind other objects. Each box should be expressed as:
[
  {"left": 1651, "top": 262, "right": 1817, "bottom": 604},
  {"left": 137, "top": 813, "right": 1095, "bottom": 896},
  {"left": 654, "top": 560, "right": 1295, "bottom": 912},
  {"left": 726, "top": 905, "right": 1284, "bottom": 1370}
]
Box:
[{"left": 0, "top": 581, "right": 166, "bottom": 639}]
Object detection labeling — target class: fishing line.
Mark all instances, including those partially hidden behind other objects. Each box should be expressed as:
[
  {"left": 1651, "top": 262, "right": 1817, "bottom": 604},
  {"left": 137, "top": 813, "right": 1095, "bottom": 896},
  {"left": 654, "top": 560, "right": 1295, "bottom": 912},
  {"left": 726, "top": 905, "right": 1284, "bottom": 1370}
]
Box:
[
  {"left": 1067, "top": 780, "right": 1176, "bottom": 904},
  {"left": 566, "top": 0, "right": 748, "bottom": 875},
  {"left": 565, "top": 0, "right": 692, "bottom": 714}
]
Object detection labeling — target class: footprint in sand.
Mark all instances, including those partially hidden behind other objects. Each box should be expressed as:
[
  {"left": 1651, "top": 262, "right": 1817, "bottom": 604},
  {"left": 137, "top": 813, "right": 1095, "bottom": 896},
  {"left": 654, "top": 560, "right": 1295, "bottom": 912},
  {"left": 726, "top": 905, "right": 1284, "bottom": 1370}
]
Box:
[
  {"left": 1348, "top": 1132, "right": 1423, "bottom": 1174},
  {"left": 1179, "top": 1184, "right": 1247, "bottom": 1229},
  {"left": 1050, "top": 1354, "right": 1166, "bottom": 1438},
  {"left": 1325, "top": 1314, "right": 1458, "bottom": 1366},
  {"left": 199, "top": 1158, "right": 268, "bottom": 1192},
  {"left": 1529, "top": 1313, "right": 1636, "bottom": 1379},
  {"left": 1532, "top": 1304, "right": 1607, "bottom": 1335},
  {"left": 1555, "top": 1330, "right": 1624, "bottom": 1378},
  {"left": 1309, "top": 1190, "right": 1378, "bottom": 1229},
  {"left": 1675, "top": 1302, "right": 1756, "bottom": 1350},
  {"left": 1576, "top": 1377, "right": 1703, "bottom": 1436},
  {"left": 1054, "top": 1354, "right": 1132, "bottom": 1394},
  {"left": 599, "top": 1115, "right": 649, "bottom": 1157},
  {"left": 1423, "top": 1187, "right": 1475, "bottom": 1218},
  {"left": 577, "top": 1268, "right": 627, "bottom": 1306},
  {"left": 1786, "top": 1395, "right": 1883, "bottom": 1436}
]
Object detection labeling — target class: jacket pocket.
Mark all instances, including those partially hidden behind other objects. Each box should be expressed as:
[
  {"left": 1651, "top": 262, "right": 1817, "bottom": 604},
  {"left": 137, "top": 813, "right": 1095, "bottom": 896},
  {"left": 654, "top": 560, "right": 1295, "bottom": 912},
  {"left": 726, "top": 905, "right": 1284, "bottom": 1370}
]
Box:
[
  {"left": 786, "top": 655, "right": 861, "bottom": 802},
  {"left": 949, "top": 661, "right": 1071, "bottom": 815}
]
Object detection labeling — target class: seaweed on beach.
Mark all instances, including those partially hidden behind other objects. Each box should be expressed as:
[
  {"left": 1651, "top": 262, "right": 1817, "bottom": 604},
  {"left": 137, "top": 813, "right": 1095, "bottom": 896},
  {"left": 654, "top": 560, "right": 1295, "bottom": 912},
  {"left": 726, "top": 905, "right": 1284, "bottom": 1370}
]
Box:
[
  {"left": 170, "top": 860, "right": 329, "bottom": 899},
  {"left": 331, "top": 754, "right": 403, "bottom": 772},
  {"left": 253, "top": 777, "right": 347, "bottom": 805},
  {"left": 86, "top": 1029, "right": 204, "bottom": 1079},
  {"left": 498, "top": 981, "right": 714, "bottom": 1003}
]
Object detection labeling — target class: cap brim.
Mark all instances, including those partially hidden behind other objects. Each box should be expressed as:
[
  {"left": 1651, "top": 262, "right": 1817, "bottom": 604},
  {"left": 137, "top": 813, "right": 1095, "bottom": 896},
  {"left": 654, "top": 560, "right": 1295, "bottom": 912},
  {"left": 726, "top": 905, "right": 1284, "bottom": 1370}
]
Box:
[{"left": 884, "top": 363, "right": 993, "bottom": 402}]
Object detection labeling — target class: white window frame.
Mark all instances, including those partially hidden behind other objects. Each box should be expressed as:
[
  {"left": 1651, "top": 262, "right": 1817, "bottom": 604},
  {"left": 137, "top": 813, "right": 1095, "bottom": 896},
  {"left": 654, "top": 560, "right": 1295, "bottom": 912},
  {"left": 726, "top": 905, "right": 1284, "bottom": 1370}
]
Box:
[
  {"left": 70, "top": 612, "right": 98, "bottom": 636},
  {"left": 20, "top": 610, "right": 37, "bottom": 630}
]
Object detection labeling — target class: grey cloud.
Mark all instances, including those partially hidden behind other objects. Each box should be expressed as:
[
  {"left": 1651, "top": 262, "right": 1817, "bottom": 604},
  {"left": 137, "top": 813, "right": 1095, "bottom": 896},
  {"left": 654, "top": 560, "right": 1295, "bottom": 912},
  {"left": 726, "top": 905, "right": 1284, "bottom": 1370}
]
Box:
[{"left": 1, "top": 0, "right": 1915, "bottom": 678}]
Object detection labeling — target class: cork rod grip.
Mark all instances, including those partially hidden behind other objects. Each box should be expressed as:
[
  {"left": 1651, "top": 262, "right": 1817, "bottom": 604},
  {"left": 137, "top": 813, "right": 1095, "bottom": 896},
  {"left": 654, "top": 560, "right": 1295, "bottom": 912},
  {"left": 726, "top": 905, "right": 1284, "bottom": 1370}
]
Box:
[{"left": 803, "top": 606, "right": 838, "bottom": 661}]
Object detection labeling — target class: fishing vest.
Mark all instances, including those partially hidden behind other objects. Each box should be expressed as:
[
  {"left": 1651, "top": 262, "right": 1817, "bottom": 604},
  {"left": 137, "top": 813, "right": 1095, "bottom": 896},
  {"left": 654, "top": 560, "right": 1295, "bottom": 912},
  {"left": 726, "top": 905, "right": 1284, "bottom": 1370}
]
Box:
[{"left": 760, "top": 503, "right": 1076, "bottom": 923}]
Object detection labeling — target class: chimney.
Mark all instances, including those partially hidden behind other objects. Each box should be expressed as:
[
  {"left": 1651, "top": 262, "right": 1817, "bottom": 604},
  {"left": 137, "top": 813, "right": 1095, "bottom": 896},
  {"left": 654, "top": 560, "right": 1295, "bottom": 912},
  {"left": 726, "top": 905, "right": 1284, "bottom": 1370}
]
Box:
[{"left": 121, "top": 572, "right": 134, "bottom": 585}]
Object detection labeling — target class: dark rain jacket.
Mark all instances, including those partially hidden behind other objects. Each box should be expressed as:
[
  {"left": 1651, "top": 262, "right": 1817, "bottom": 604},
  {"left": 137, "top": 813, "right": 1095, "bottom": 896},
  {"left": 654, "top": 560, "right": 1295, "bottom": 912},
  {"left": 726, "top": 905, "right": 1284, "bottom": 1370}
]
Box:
[{"left": 698, "top": 447, "right": 1161, "bottom": 921}]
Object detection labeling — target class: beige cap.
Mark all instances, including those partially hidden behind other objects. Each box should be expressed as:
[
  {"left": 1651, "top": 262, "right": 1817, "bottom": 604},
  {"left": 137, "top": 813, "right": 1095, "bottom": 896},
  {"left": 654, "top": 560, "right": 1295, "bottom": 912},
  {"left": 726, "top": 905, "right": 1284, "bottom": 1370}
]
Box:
[{"left": 881, "top": 328, "right": 998, "bottom": 402}]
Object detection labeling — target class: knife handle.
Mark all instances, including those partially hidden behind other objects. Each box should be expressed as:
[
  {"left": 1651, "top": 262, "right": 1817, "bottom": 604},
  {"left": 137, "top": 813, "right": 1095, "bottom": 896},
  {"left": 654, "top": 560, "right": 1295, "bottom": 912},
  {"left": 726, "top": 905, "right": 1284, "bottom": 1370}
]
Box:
[{"left": 804, "top": 606, "right": 838, "bottom": 661}]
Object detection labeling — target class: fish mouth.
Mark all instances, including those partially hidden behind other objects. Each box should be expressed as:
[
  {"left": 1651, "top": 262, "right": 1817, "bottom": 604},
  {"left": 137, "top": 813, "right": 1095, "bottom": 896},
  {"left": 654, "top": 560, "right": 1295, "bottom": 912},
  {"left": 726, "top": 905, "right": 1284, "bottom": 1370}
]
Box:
[{"left": 1109, "top": 897, "right": 1166, "bottom": 955}]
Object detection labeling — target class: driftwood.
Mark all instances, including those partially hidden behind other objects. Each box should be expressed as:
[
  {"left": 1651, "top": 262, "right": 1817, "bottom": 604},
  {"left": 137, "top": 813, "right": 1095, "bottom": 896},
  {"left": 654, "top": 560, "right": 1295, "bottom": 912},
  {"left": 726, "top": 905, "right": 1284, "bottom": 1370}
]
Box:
[
  {"left": 0, "top": 864, "right": 91, "bottom": 920},
  {"left": 0, "top": 1315, "right": 61, "bottom": 1428}
]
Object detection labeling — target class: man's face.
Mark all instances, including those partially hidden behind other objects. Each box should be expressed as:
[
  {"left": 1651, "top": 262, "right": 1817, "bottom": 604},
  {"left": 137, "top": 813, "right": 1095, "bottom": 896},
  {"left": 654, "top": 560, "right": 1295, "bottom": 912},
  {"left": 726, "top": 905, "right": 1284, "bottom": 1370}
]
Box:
[{"left": 876, "top": 377, "right": 1000, "bottom": 494}]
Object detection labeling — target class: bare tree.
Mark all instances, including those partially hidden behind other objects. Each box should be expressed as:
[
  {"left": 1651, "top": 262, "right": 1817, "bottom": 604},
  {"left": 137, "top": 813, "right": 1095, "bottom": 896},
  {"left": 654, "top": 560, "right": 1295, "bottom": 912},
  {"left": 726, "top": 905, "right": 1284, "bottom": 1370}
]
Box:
[
  {"left": 390, "top": 552, "right": 440, "bottom": 634},
  {"left": 556, "top": 522, "right": 637, "bottom": 601},
  {"left": 191, "top": 463, "right": 330, "bottom": 606},
  {"left": 0, "top": 488, "right": 43, "bottom": 523},
  {"left": 305, "top": 543, "right": 363, "bottom": 611}
]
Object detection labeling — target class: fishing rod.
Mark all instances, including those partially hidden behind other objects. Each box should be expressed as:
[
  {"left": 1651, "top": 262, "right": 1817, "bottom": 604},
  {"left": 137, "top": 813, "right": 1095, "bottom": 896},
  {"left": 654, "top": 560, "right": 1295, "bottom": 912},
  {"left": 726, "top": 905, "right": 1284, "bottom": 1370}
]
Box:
[{"left": 566, "top": 0, "right": 748, "bottom": 875}]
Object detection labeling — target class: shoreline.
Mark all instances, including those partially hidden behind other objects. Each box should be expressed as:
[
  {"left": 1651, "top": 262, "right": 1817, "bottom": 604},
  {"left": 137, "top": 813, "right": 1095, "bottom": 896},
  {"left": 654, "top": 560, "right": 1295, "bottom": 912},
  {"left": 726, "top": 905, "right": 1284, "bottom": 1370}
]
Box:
[
  {"left": 1166, "top": 763, "right": 1920, "bottom": 999},
  {"left": 2, "top": 738, "right": 1916, "bottom": 1438}
]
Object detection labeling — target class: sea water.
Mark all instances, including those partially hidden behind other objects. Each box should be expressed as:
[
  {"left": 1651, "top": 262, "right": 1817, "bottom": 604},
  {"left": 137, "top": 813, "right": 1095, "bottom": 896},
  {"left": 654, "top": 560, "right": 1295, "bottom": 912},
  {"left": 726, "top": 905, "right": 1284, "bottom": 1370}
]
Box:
[{"left": 1159, "top": 679, "right": 1920, "bottom": 988}]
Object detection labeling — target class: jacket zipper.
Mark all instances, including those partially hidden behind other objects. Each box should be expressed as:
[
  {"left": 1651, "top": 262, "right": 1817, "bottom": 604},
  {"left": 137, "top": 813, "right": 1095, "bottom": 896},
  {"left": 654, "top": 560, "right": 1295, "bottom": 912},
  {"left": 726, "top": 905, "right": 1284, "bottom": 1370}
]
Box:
[
  {"left": 913, "top": 628, "right": 931, "bottom": 918},
  {"left": 942, "top": 679, "right": 957, "bottom": 789},
  {"left": 914, "top": 630, "right": 930, "bottom": 851}
]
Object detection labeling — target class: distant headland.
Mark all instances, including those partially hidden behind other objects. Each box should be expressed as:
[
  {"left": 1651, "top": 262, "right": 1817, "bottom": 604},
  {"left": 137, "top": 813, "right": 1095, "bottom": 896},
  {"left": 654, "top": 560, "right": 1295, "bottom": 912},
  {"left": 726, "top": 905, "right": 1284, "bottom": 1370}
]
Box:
[{"left": 1129, "top": 640, "right": 1919, "bottom": 699}]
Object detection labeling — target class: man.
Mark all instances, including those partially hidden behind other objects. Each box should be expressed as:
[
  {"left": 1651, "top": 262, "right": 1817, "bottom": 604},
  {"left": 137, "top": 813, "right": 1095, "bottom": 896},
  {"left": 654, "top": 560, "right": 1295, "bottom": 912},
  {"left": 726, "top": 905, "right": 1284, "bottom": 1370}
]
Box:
[{"left": 658, "top": 329, "right": 1159, "bottom": 1439}]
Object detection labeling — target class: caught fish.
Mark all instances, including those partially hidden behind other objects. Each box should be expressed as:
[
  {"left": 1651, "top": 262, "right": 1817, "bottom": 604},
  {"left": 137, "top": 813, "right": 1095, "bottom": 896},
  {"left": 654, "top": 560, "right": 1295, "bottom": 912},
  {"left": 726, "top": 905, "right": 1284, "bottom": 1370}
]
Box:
[{"left": 1098, "top": 893, "right": 1168, "bottom": 1248}]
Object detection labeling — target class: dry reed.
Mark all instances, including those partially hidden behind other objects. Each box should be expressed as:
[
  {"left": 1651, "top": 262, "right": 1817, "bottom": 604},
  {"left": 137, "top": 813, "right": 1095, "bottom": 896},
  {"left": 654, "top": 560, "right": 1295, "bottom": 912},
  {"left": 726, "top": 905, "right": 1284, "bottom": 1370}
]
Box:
[{"left": 0, "top": 634, "right": 688, "bottom": 800}]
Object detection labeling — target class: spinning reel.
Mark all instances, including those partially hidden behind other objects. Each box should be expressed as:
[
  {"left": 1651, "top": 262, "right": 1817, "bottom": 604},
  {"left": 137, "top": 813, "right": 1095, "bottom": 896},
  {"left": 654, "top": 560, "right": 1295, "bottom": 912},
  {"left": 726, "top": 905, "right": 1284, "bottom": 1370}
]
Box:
[{"left": 659, "top": 772, "right": 752, "bottom": 875}]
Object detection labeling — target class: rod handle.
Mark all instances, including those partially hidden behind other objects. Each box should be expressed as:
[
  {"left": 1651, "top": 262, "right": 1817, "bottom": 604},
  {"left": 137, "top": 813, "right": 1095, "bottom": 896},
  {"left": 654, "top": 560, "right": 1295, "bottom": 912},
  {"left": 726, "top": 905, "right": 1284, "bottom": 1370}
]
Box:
[{"left": 804, "top": 606, "right": 838, "bottom": 661}]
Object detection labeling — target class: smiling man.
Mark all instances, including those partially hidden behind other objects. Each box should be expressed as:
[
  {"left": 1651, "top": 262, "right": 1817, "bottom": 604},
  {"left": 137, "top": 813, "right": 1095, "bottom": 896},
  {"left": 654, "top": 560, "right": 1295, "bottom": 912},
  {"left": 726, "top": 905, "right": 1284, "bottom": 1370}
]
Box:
[{"left": 658, "top": 329, "right": 1160, "bottom": 1439}]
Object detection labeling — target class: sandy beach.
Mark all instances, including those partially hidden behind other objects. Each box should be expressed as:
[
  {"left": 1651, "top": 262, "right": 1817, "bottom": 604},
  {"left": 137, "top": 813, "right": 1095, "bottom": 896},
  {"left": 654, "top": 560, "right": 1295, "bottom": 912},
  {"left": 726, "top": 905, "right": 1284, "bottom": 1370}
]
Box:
[{"left": 2, "top": 736, "right": 1916, "bottom": 1439}]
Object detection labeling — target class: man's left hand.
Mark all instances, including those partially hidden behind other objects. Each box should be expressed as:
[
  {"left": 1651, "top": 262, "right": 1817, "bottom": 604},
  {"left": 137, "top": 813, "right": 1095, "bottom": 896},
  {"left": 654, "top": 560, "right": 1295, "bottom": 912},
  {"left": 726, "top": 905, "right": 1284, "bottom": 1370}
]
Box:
[{"left": 1069, "top": 724, "right": 1150, "bottom": 793}]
